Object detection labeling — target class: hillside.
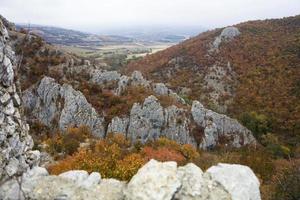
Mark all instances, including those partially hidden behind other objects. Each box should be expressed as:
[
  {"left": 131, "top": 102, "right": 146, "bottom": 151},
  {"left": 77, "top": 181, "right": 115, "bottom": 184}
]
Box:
[
  {"left": 125, "top": 15, "right": 300, "bottom": 148},
  {"left": 16, "top": 24, "right": 133, "bottom": 46},
  {"left": 1, "top": 13, "right": 300, "bottom": 200}
]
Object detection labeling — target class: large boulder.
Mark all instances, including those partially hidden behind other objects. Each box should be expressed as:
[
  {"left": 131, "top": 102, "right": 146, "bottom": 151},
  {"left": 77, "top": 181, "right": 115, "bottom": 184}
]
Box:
[
  {"left": 191, "top": 101, "right": 256, "bottom": 149},
  {"left": 125, "top": 159, "right": 181, "bottom": 200},
  {"left": 175, "top": 163, "right": 231, "bottom": 200},
  {"left": 125, "top": 160, "right": 234, "bottom": 200},
  {"left": 206, "top": 163, "right": 261, "bottom": 200}
]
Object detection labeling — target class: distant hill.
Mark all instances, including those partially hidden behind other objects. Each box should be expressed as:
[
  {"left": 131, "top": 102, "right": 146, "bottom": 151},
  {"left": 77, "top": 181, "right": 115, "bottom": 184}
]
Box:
[
  {"left": 16, "top": 24, "right": 134, "bottom": 46},
  {"left": 15, "top": 24, "right": 192, "bottom": 46},
  {"left": 125, "top": 15, "right": 300, "bottom": 145}
]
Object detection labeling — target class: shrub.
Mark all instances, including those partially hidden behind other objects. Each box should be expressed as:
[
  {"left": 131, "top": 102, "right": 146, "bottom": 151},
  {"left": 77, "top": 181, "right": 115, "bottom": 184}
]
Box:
[
  {"left": 141, "top": 146, "right": 186, "bottom": 164},
  {"left": 45, "top": 126, "right": 92, "bottom": 158},
  {"left": 261, "top": 133, "right": 291, "bottom": 158},
  {"left": 115, "top": 153, "right": 146, "bottom": 180},
  {"left": 273, "top": 164, "right": 300, "bottom": 200},
  {"left": 239, "top": 111, "right": 272, "bottom": 139},
  {"left": 180, "top": 144, "right": 200, "bottom": 160}
]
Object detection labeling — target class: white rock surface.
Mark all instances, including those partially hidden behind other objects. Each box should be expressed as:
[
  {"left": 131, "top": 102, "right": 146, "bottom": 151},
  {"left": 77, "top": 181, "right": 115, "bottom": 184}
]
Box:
[
  {"left": 212, "top": 26, "right": 241, "bottom": 51},
  {"left": 125, "top": 159, "right": 181, "bottom": 200},
  {"left": 206, "top": 163, "right": 261, "bottom": 200},
  {"left": 59, "top": 170, "right": 89, "bottom": 184}
]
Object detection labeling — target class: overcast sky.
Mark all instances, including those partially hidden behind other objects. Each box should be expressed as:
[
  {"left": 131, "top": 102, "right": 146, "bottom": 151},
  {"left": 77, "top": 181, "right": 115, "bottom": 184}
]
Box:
[{"left": 0, "top": 0, "right": 299, "bottom": 33}]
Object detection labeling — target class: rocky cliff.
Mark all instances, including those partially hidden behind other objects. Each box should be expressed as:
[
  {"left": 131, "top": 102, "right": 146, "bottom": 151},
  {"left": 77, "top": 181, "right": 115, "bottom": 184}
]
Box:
[{"left": 0, "top": 17, "right": 39, "bottom": 197}]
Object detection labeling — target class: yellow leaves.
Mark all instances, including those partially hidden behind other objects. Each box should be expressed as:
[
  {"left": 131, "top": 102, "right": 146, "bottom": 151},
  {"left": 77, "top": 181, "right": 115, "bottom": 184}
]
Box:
[
  {"left": 47, "top": 135, "right": 200, "bottom": 181},
  {"left": 180, "top": 144, "right": 200, "bottom": 160}
]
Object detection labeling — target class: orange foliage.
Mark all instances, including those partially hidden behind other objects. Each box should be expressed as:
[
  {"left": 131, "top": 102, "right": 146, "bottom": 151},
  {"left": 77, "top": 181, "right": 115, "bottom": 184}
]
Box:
[{"left": 142, "top": 146, "right": 185, "bottom": 164}]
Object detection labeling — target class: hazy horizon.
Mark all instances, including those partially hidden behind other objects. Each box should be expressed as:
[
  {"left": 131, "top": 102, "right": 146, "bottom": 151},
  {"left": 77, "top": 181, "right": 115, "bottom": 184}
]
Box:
[{"left": 1, "top": 0, "right": 299, "bottom": 34}]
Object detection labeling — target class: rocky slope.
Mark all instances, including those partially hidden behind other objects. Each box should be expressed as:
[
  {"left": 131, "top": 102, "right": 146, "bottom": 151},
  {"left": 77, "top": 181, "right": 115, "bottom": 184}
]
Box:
[
  {"left": 125, "top": 16, "right": 300, "bottom": 146},
  {"left": 23, "top": 69, "right": 256, "bottom": 149}
]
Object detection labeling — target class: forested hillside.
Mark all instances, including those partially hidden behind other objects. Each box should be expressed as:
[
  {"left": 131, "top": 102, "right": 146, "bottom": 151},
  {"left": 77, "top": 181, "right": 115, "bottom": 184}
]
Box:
[{"left": 126, "top": 15, "right": 300, "bottom": 149}]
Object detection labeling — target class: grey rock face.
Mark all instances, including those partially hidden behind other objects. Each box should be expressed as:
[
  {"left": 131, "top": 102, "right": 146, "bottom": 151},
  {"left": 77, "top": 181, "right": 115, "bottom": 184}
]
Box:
[
  {"left": 131, "top": 70, "right": 151, "bottom": 88},
  {"left": 191, "top": 101, "right": 256, "bottom": 149},
  {"left": 163, "top": 105, "right": 196, "bottom": 146},
  {"left": 0, "top": 17, "right": 39, "bottom": 199},
  {"left": 153, "top": 83, "right": 170, "bottom": 95},
  {"left": 128, "top": 95, "right": 164, "bottom": 143},
  {"left": 211, "top": 26, "right": 241, "bottom": 51},
  {"left": 90, "top": 70, "right": 121, "bottom": 85},
  {"left": 107, "top": 116, "right": 129, "bottom": 136},
  {"left": 23, "top": 76, "right": 105, "bottom": 137},
  {"left": 116, "top": 75, "right": 130, "bottom": 95},
  {"left": 152, "top": 83, "right": 186, "bottom": 104}
]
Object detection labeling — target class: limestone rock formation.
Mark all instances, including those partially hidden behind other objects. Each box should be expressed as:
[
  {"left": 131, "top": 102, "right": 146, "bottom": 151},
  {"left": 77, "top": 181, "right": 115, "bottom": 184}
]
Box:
[
  {"left": 125, "top": 159, "right": 260, "bottom": 200},
  {"left": 128, "top": 95, "right": 165, "bottom": 142},
  {"left": 163, "top": 105, "right": 196, "bottom": 146},
  {"left": 125, "top": 159, "right": 181, "bottom": 200},
  {"left": 175, "top": 163, "right": 231, "bottom": 200},
  {"left": 23, "top": 76, "right": 105, "bottom": 137},
  {"left": 212, "top": 26, "right": 241, "bottom": 51},
  {"left": 192, "top": 101, "right": 256, "bottom": 149},
  {"left": 90, "top": 70, "right": 121, "bottom": 85},
  {"left": 206, "top": 163, "right": 261, "bottom": 200},
  {"left": 0, "top": 17, "right": 39, "bottom": 199},
  {"left": 107, "top": 116, "right": 129, "bottom": 136}
]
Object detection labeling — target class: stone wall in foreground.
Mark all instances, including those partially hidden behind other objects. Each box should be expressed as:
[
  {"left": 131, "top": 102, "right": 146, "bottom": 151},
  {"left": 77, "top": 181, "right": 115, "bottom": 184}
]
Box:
[{"left": 0, "top": 159, "right": 261, "bottom": 200}]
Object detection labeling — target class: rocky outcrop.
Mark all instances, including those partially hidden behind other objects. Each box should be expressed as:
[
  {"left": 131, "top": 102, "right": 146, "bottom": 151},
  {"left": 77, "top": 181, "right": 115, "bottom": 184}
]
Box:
[
  {"left": 128, "top": 95, "right": 165, "bottom": 142},
  {"left": 163, "top": 105, "right": 196, "bottom": 146},
  {"left": 89, "top": 69, "right": 186, "bottom": 103},
  {"left": 0, "top": 17, "right": 39, "bottom": 197},
  {"left": 23, "top": 75, "right": 254, "bottom": 149},
  {"left": 211, "top": 27, "right": 241, "bottom": 51},
  {"left": 23, "top": 76, "right": 105, "bottom": 137},
  {"left": 192, "top": 101, "right": 256, "bottom": 149},
  {"left": 107, "top": 116, "right": 129, "bottom": 136},
  {"left": 0, "top": 159, "right": 261, "bottom": 200},
  {"left": 126, "top": 95, "right": 196, "bottom": 146},
  {"left": 90, "top": 70, "right": 121, "bottom": 85}
]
